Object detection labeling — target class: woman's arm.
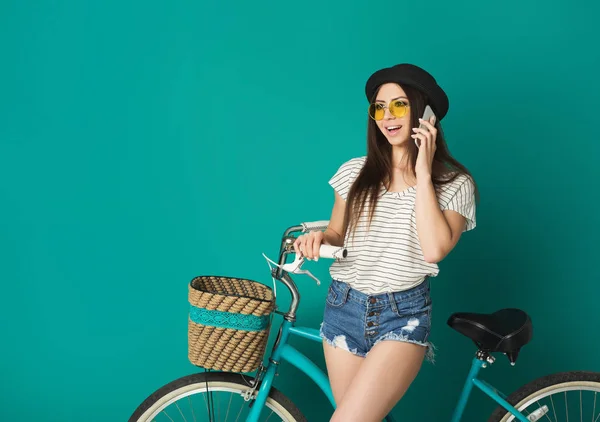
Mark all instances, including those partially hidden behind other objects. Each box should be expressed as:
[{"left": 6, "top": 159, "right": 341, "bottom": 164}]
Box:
[
  {"left": 323, "top": 191, "right": 345, "bottom": 247},
  {"left": 415, "top": 177, "right": 466, "bottom": 263},
  {"left": 294, "top": 190, "right": 345, "bottom": 260},
  {"left": 412, "top": 116, "right": 469, "bottom": 263}
]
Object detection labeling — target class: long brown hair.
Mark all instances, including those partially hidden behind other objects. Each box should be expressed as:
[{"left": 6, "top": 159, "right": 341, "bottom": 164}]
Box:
[{"left": 342, "top": 83, "right": 479, "bottom": 241}]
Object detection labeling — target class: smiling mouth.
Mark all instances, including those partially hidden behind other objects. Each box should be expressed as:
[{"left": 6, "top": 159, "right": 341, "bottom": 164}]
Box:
[{"left": 385, "top": 125, "right": 402, "bottom": 135}]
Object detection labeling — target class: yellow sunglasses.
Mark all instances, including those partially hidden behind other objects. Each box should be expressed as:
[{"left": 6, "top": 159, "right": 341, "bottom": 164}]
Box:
[{"left": 368, "top": 100, "right": 410, "bottom": 121}]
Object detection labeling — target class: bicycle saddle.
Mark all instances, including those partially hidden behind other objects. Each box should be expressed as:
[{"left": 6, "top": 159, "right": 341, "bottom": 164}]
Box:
[{"left": 447, "top": 308, "right": 532, "bottom": 364}]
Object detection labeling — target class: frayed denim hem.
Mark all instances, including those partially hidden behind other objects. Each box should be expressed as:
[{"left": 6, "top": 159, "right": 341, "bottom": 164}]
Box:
[
  {"left": 319, "top": 323, "right": 367, "bottom": 358},
  {"left": 372, "top": 331, "right": 437, "bottom": 364}
]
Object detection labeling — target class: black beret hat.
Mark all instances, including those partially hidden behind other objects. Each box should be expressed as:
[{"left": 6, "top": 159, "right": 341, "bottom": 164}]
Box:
[{"left": 365, "top": 63, "right": 449, "bottom": 120}]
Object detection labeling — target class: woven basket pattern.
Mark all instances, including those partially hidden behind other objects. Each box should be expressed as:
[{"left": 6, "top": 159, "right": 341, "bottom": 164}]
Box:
[{"left": 188, "top": 275, "right": 275, "bottom": 373}]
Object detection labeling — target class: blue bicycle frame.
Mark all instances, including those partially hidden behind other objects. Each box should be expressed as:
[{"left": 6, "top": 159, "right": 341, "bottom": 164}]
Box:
[
  {"left": 244, "top": 222, "right": 530, "bottom": 421},
  {"left": 245, "top": 320, "right": 336, "bottom": 422},
  {"left": 450, "top": 357, "right": 529, "bottom": 422},
  {"left": 245, "top": 318, "right": 397, "bottom": 422},
  {"left": 245, "top": 318, "right": 529, "bottom": 422}
]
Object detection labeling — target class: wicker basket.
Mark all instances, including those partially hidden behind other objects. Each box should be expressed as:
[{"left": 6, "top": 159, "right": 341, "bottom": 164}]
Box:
[{"left": 187, "top": 275, "right": 275, "bottom": 373}]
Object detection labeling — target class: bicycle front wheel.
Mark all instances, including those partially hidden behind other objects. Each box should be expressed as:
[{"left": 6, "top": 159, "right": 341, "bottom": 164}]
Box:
[
  {"left": 489, "top": 371, "right": 600, "bottom": 422},
  {"left": 129, "top": 371, "right": 306, "bottom": 422}
]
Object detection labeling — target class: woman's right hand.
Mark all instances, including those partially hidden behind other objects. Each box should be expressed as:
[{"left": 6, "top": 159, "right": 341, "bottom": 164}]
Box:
[{"left": 293, "top": 231, "right": 325, "bottom": 261}]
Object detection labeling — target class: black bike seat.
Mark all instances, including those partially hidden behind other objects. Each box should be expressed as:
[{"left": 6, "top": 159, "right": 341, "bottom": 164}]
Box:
[{"left": 447, "top": 308, "right": 533, "bottom": 361}]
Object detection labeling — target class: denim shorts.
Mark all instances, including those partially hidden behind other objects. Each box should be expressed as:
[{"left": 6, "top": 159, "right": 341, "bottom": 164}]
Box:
[{"left": 319, "top": 278, "right": 435, "bottom": 362}]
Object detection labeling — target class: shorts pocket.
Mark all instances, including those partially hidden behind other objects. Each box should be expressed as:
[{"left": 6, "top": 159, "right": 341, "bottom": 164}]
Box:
[
  {"left": 326, "top": 281, "right": 349, "bottom": 308},
  {"left": 392, "top": 291, "right": 432, "bottom": 318}
]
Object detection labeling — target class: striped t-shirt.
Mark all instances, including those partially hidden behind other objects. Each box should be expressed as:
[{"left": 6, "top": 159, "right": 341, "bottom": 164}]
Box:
[{"left": 328, "top": 156, "right": 476, "bottom": 295}]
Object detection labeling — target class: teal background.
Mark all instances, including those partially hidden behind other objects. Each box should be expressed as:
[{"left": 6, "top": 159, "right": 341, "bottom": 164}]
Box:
[{"left": 1, "top": 0, "right": 599, "bottom": 421}]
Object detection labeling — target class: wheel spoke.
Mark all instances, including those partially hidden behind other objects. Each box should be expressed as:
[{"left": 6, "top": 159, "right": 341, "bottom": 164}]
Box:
[
  {"left": 162, "top": 410, "right": 175, "bottom": 422},
  {"left": 488, "top": 375, "right": 600, "bottom": 422},
  {"left": 188, "top": 396, "right": 196, "bottom": 422},
  {"left": 551, "top": 395, "right": 558, "bottom": 422},
  {"left": 208, "top": 389, "right": 215, "bottom": 421},
  {"left": 204, "top": 389, "right": 210, "bottom": 421},
  {"left": 132, "top": 373, "right": 301, "bottom": 422},
  {"left": 205, "top": 372, "right": 214, "bottom": 422},
  {"left": 175, "top": 402, "right": 186, "bottom": 421},
  {"left": 567, "top": 391, "right": 570, "bottom": 422},
  {"left": 201, "top": 384, "right": 209, "bottom": 419},
  {"left": 224, "top": 392, "right": 234, "bottom": 422},
  {"left": 264, "top": 409, "right": 275, "bottom": 422},
  {"left": 234, "top": 401, "right": 244, "bottom": 422},
  {"left": 217, "top": 390, "right": 220, "bottom": 422},
  {"left": 539, "top": 400, "right": 553, "bottom": 422}
]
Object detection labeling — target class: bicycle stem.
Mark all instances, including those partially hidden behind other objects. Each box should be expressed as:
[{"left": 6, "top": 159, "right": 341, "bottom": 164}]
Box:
[
  {"left": 275, "top": 224, "right": 304, "bottom": 278},
  {"left": 273, "top": 224, "right": 307, "bottom": 322},
  {"left": 274, "top": 268, "right": 302, "bottom": 322},
  {"left": 270, "top": 222, "right": 342, "bottom": 321}
]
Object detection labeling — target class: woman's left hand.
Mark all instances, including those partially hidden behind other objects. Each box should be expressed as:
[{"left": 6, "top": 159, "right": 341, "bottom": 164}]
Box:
[{"left": 412, "top": 115, "right": 437, "bottom": 180}]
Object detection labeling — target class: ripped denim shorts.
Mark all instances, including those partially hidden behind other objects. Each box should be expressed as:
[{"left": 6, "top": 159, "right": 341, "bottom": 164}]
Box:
[{"left": 319, "top": 278, "right": 435, "bottom": 363}]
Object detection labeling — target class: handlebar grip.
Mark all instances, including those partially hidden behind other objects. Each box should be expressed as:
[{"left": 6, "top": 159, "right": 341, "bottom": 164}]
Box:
[
  {"left": 319, "top": 244, "right": 347, "bottom": 259},
  {"left": 301, "top": 220, "right": 329, "bottom": 232}
]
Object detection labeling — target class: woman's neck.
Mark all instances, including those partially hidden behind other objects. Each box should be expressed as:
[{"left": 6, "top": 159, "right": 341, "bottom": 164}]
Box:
[{"left": 391, "top": 144, "right": 410, "bottom": 171}]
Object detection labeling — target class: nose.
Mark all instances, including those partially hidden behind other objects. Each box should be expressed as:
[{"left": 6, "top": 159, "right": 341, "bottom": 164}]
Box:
[{"left": 383, "top": 106, "right": 395, "bottom": 120}]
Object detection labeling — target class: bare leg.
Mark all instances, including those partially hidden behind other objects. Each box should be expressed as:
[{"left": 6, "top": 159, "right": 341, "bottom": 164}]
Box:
[
  {"left": 323, "top": 340, "right": 365, "bottom": 404},
  {"left": 330, "top": 340, "right": 427, "bottom": 422}
]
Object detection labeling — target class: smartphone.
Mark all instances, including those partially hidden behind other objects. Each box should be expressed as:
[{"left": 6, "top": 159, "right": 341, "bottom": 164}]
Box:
[{"left": 415, "top": 105, "right": 436, "bottom": 148}]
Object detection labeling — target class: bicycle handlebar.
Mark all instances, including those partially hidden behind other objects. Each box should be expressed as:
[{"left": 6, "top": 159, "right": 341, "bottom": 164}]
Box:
[
  {"left": 292, "top": 243, "right": 348, "bottom": 260},
  {"left": 264, "top": 219, "right": 348, "bottom": 321},
  {"left": 300, "top": 220, "right": 330, "bottom": 233},
  {"left": 291, "top": 220, "right": 348, "bottom": 259},
  {"left": 318, "top": 244, "right": 347, "bottom": 259},
  {"left": 289, "top": 219, "right": 348, "bottom": 260}
]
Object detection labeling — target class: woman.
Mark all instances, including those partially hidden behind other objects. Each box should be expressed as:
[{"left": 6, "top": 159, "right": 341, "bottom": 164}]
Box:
[{"left": 294, "top": 63, "right": 478, "bottom": 421}]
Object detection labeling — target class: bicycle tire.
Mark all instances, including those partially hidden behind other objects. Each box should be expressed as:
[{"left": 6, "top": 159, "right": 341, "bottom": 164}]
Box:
[
  {"left": 488, "top": 370, "right": 600, "bottom": 422},
  {"left": 128, "top": 371, "right": 307, "bottom": 422}
]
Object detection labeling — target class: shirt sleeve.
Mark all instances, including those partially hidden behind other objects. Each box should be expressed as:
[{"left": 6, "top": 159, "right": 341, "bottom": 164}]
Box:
[
  {"left": 439, "top": 174, "right": 477, "bottom": 231},
  {"left": 328, "top": 157, "right": 364, "bottom": 201}
]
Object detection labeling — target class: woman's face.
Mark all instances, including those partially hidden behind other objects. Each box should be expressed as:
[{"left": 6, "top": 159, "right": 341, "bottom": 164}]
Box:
[{"left": 373, "top": 83, "right": 412, "bottom": 147}]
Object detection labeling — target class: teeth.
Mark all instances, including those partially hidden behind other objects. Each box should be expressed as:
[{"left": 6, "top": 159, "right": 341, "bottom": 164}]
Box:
[{"left": 387, "top": 126, "right": 401, "bottom": 130}]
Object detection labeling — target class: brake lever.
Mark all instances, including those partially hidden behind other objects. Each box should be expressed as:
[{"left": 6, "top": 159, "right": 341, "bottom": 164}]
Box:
[
  {"left": 284, "top": 255, "right": 322, "bottom": 286},
  {"left": 294, "top": 267, "right": 322, "bottom": 285},
  {"left": 262, "top": 252, "right": 322, "bottom": 286},
  {"left": 280, "top": 251, "right": 304, "bottom": 273}
]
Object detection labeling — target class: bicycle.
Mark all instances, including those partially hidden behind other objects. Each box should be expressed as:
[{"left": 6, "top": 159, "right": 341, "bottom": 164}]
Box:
[{"left": 129, "top": 220, "right": 600, "bottom": 422}]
